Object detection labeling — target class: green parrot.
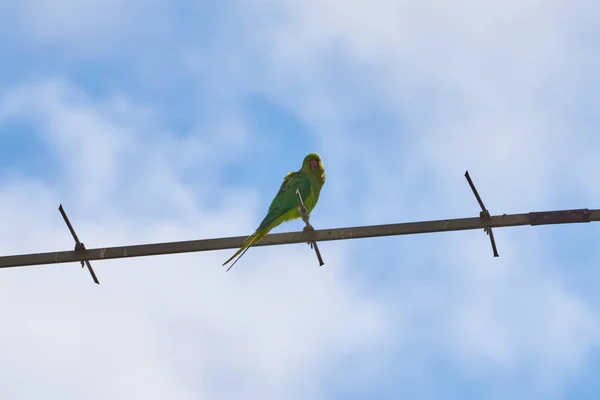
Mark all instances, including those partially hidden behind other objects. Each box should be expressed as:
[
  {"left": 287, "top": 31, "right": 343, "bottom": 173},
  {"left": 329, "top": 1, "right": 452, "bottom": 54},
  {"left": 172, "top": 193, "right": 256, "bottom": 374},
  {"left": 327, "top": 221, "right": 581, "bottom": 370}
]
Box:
[{"left": 223, "top": 152, "right": 326, "bottom": 271}]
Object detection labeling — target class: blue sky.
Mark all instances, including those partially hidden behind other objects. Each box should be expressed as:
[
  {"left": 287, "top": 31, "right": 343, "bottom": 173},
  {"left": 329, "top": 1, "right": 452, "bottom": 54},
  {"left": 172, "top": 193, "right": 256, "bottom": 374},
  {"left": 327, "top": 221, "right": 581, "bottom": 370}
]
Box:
[{"left": 1, "top": 0, "right": 600, "bottom": 399}]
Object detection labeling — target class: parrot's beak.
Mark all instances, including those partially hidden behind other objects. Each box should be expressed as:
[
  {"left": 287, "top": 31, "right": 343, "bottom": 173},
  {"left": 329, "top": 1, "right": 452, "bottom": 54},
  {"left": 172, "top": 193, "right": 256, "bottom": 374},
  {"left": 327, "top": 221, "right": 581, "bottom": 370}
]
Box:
[{"left": 309, "top": 160, "right": 318, "bottom": 172}]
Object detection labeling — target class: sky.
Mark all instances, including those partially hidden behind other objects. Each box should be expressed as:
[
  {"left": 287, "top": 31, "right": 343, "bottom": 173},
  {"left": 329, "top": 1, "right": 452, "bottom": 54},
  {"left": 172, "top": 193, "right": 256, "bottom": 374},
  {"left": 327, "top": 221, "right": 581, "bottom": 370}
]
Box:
[{"left": 0, "top": 0, "right": 599, "bottom": 399}]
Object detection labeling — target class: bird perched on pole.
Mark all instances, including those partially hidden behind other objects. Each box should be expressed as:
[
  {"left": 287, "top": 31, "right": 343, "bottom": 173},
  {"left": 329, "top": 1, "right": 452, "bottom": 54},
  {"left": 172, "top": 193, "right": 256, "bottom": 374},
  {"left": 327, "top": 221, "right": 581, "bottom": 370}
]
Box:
[{"left": 223, "top": 152, "right": 326, "bottom": 271}]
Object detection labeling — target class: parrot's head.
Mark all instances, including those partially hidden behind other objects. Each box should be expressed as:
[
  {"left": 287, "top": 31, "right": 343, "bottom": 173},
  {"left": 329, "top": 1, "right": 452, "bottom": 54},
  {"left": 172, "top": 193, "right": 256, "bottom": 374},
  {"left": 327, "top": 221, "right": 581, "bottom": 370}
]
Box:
[{"left": 302, "top": 153, "right": 325, "bottom": 184}]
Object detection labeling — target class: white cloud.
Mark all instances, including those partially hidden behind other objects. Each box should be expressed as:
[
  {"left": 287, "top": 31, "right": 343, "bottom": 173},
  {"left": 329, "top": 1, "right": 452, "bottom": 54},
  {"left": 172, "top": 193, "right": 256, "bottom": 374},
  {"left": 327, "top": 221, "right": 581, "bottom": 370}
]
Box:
[
  {"left": 2, "top": 0, "right": 600, "bottom": 397},
  {"left": 0, "top": 79, "right": 390, "bottom": 399},
  {"left": 241, "top": 0, "right": 599, "bottom": 216},
  {"left": 230, "top": 0, "right": 600, "bottom": 395},
  {"left": 12, "top": 0, "right": 153, "bottom": 43}
]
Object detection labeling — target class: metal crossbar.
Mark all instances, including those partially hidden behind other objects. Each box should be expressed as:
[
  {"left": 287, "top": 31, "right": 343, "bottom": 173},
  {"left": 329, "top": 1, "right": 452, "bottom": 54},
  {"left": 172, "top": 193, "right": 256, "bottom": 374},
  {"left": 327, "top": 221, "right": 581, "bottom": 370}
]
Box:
[
  {"left": 0, "top": 171, "right": 597, "bottom": 283},
  {"left": 0, "top": 208, "right": 597, "bottom": 269}
]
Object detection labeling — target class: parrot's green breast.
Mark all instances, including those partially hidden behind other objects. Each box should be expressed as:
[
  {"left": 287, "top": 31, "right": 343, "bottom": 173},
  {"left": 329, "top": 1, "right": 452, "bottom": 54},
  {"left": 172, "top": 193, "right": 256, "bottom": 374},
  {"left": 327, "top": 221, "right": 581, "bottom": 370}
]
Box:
[{"left": 303, "top": 182, "right": 321, "bottom": 213}]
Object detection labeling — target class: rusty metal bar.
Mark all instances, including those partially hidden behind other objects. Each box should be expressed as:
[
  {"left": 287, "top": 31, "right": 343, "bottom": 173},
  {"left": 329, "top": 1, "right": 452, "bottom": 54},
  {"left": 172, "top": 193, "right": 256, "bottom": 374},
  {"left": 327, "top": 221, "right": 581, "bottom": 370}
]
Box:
[
  {"left": 0, "top": 208, "right": 597, "bottom": 269},
  {"left": 465, "top": 171, "right": 499, "bottom": 257},
  {"left": 529, "top": 209, "right": 591, "bottom": 225},
  {"left": 58, "top": 204, "right": 100, "bottom": 284}
]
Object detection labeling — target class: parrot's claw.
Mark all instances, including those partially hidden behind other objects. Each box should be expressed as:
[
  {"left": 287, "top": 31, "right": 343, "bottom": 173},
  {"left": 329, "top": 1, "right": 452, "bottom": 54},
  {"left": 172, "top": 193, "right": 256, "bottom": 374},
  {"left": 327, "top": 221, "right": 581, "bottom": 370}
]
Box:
[{"left": 303, "top": 225, "right": 317, "bottom": 244}]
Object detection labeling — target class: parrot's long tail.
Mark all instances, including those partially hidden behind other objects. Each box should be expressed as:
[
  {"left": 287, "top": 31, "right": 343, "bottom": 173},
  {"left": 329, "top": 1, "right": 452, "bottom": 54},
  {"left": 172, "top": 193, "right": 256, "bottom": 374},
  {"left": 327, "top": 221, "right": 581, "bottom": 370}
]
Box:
[
  {"left": 222, "top": 228, "right": 269, "bottom": 271},
  {"left": 222, "top": 209, "right": 289, "bottom": 271}
]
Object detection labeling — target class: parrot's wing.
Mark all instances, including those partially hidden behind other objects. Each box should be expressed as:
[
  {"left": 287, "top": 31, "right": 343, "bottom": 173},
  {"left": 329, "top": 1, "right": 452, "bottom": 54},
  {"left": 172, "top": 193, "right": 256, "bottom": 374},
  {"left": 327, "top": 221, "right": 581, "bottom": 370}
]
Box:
[{"left": 265, "top": 171, "right": 311, "bottom": 220}]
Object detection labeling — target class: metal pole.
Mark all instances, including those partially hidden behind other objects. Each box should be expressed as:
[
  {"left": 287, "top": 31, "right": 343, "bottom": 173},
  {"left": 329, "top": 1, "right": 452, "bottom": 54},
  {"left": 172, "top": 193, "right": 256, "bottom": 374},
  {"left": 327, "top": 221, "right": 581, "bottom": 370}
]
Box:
[
  {"left": 296, "top": 188, "right": 325, "bottom": 266},
  {"left": 58, "top": 204, "right": 100, "bottom": 284},
  {"left": 465, "top": 171, "right": 499, "bottom": 257},
  {"left": 0, "top": 208, "right": 596, "bottom": 269}
]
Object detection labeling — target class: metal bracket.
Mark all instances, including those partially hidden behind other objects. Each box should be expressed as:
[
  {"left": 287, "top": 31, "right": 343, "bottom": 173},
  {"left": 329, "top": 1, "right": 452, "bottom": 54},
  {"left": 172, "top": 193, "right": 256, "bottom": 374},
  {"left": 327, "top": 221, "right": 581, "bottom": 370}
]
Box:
[
  {"left": 296, "top": 189, "right": 325, "bottom": 266},
  {"left": 465, "top": 171, "right": 499, "bottom": 257},
  {"left": 59, "top": 205, "right": 100, "bottom": 284}
]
